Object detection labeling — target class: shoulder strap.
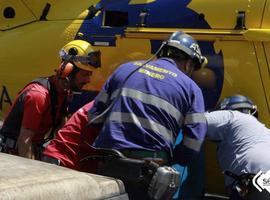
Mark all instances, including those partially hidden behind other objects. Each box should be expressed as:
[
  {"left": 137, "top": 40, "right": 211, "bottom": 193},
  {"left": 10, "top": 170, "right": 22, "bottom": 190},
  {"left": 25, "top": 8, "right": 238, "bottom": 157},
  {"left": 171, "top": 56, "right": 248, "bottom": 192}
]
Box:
[
  {"left": 30, "top": 77, "right": 57, "bottom": 125},
  {"left": 30, "top": 77, "right": 59, "bottom": 141},
  {"left": 30, "top": 77, "right": 51, "bottom": 91}
]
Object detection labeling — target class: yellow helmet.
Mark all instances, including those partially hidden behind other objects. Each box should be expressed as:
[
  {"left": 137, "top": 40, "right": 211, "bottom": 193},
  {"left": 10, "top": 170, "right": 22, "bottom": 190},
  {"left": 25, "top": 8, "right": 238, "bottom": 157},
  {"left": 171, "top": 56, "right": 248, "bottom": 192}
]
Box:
[{"left": 59, "top": 40, "right": 101, "bottom": 71}]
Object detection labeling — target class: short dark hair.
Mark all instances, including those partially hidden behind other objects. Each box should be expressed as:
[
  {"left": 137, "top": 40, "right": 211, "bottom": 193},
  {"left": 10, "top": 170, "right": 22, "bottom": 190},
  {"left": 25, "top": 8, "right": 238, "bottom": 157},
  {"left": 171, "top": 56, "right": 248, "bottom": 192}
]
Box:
[
  {"left": 158, "top": 46, "right": 189, "bottom": 60},
  {"left": 158, "top": 46, "right": 200, "bottom": 69}
]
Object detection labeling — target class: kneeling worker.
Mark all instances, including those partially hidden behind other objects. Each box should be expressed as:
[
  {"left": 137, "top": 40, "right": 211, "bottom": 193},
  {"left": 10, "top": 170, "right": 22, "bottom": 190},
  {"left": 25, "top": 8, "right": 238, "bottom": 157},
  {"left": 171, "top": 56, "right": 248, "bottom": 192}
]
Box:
[
  {"left": 205, "top": 94, "right": 270, "bottom": 199},
  {"left": 0, "top": 40, "right": 100, "bottom": 159}
]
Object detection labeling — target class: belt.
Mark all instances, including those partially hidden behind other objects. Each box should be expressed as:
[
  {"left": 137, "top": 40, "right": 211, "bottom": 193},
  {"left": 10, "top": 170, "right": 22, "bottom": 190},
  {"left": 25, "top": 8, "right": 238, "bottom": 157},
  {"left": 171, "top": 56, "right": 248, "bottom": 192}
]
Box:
[
  {"left": 42, "top": 155, "right": 61, "bottom": 166},
  {"left": 0, "top": 134, "right": 17, "bottom": 149},
  {"left": 120, "top": 149, "right": 170, "bottom": 164},
  {"left": 0, "top": 134, "right": 18, "bottom": 154}
]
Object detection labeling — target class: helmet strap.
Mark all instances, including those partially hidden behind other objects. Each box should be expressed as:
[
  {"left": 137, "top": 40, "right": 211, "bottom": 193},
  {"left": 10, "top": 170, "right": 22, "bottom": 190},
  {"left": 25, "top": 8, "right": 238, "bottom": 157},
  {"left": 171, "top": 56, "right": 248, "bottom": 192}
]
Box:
[
  {"left": 250, "top": 105, "right": 258, "bottom": 118},
  {"left": 236, "top": 106, "right": 258, "bottom": 118},
  {"left": 67, "top": 65, "right": 81, "bottom": 92}
]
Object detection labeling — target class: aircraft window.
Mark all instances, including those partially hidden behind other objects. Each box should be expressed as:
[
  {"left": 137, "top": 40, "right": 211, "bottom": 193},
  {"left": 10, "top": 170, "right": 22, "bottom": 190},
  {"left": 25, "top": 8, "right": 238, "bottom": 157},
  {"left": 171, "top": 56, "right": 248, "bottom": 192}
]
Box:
[
  {"left": 198, "top": 13, "right": 205, "bottom": 21},
  {"left": 104, "top": 11, "right": 128, "bottom": 27},
  {"left": 235, "top": 11, "right": 246, "bottom": 30},
  {"left": 3, "top": 7, "right": 15, "bottom": 19}
]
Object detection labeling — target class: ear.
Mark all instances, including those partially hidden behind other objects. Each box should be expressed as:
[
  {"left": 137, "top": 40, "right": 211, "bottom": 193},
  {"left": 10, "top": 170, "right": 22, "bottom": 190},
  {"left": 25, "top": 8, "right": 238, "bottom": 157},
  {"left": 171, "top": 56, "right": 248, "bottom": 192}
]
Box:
[
  {"left": 184, "top": 59, "right": 194, "bottom": 76},
  {"left": 56, "top": 62, "right": 74, "bottom": 78}
]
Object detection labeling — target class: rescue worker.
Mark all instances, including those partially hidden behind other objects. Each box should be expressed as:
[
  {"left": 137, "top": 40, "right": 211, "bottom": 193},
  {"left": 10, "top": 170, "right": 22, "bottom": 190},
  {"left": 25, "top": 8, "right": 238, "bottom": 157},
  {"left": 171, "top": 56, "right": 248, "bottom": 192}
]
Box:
[
  {"left": 42, "top": 101, "right": 100, "bottom": 173},
  {"left": 89, "top": 31, "right": 207, "bottom": 199},
  {"left": 205, "top": 94, "right": 270, "bottom": 199},
  {"left": 0, "top": 40, "right": 101, "bottom": 160}
]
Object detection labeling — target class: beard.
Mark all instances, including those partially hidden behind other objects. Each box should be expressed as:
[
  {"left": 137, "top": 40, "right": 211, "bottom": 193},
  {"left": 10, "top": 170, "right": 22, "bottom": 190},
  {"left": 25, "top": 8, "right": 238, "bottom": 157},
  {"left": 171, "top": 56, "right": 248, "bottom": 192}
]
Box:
[{"left": 69, "top": 79, "right": 85, "bottom": 92}]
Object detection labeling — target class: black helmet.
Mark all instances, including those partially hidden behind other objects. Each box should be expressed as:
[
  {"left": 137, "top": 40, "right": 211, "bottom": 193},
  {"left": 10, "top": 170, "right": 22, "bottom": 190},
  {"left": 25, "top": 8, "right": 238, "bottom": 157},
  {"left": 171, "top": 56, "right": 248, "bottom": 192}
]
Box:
[
  {"left": 158, "top": 31, "right": 207, "bottom": 68},
  {"left": 217, "top": 94, "right": 258, "bottom": 117}
]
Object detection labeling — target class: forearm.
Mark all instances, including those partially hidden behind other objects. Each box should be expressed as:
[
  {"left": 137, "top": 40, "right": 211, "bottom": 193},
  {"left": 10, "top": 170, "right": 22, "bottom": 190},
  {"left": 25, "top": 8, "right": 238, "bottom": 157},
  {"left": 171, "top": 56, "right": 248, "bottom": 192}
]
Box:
[
  {"left": 17, "top": 127, "right": 35, "bottom": 159},
  {"left": 18, "top": 139, "right": 33, "bottom": 158}
]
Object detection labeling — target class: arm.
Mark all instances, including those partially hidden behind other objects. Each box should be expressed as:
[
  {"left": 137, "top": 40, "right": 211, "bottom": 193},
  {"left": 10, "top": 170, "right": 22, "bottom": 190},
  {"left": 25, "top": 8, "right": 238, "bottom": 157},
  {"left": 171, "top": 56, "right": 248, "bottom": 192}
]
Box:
[
  {"left": 173, "top": 86, "right": 206, "bottom": 166},
  {"left": 20, "top": 86, "right": 48, "bottom": 159},
  {"left": 173, "top": 111, "right": 232, "bottom": 165},
  {"left": 43, "top": 101, "right": 100, "bottom": 171},
  {"left": 17, "top": 127, "right": 35, "bottom": 158},
  {"left": 43, "top": 105, "right": 89, "bottom": 169}
]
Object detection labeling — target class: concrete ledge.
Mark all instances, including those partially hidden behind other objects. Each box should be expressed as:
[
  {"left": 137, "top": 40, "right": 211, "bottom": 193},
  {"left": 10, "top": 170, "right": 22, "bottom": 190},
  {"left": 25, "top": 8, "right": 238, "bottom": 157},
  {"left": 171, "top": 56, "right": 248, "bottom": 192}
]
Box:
[{"left": 0, "top": 153, "right": 127, "bottom": 200}]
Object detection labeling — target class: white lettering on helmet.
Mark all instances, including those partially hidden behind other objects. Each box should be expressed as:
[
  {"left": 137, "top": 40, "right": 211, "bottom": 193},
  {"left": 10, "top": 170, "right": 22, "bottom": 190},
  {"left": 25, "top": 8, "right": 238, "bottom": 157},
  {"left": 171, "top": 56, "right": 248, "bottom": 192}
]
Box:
[{"left": 190, "top": 43, "right": 201, "bottom": 57}]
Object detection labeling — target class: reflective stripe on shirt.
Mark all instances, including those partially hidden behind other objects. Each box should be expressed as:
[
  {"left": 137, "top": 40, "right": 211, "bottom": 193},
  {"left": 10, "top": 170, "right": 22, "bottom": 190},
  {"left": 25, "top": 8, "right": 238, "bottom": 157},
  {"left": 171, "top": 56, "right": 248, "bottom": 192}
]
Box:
[
  {"left": 88, "top": 89, "right": 121, "bottom": 124},
  {"left": 99, "top": 89, "right": 121, "bottom": 104},
  {"left": 109, "top": 112, "right": 174, "bottom": 143},
  {"left": 184, "top": 113, "right": 206, "bottom": 125},
  {"left": 182, "top": 136, "right": 203, "bottom": 152},
  {"left": 90, "top": 87, "right": 184, "bottom": 126},
  {"left": 96, "top": 90, "right": 109, "bottom": 104},
  {"left": 88, "top": 112, "right": 106, "bottom": 124},
  {"left": 121, "top": 88, "right": 183, "bottom": 124}
]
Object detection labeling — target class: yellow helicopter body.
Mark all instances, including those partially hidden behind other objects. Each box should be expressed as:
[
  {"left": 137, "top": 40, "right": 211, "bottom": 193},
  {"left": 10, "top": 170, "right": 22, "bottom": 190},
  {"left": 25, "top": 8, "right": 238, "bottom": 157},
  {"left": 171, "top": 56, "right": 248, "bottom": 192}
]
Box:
[{"left": 0, "top": 0, "right": 269, "bottom": 196}]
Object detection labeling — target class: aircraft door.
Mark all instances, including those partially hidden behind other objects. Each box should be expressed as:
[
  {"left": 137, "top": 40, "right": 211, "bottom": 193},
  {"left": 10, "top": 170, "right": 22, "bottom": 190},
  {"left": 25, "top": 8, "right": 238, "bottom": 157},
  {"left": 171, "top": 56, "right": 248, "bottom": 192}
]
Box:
[
  {"left": 262, "top": 0, "right": 270, "bottom": 29},
  {"left": 261, "top": 0, "right": 270, "bottom": 125},
  {"left": 215, "top": 40, "right": 270, "bottom": 127},
  {"left": 260, "top": 42, "right": 270, "bottom": 125}
]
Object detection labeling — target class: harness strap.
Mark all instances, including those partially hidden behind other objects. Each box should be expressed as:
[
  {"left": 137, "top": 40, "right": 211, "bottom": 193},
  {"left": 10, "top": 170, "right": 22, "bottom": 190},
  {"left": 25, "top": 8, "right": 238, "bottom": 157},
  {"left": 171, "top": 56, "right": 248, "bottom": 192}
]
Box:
[
  {"left": 30, "top": 77, "right": 57, "bottom": 126},
  {"left": 30, "top": 77, "right": 66, "bottom": 142}
]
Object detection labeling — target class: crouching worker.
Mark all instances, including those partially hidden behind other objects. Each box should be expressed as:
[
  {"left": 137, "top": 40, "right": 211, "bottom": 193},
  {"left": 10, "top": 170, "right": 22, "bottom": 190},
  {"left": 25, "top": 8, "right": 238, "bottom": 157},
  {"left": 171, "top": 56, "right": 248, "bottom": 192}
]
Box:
[
  {"left": 205, "top": 95, "right": 270, "bottom": 199},
  {"left": 0, "top": 40, "right": 100, "bottom": 160},
  {"left": 42, "top": 101, "right": 101, "bottom": 173}
]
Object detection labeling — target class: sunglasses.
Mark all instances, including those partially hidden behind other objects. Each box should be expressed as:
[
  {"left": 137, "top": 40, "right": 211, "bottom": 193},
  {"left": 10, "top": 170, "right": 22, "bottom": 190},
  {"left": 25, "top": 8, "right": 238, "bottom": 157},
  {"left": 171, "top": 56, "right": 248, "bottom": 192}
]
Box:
[{"left": 59, "top": 50, "right": 101, "bottom": 68}]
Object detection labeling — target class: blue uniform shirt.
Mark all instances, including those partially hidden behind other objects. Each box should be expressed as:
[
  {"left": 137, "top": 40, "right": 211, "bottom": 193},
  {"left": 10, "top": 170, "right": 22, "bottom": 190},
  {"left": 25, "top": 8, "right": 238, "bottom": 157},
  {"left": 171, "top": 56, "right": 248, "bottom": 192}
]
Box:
[{"left": 89, "top": 58, "right": 206, "bottom": 165}]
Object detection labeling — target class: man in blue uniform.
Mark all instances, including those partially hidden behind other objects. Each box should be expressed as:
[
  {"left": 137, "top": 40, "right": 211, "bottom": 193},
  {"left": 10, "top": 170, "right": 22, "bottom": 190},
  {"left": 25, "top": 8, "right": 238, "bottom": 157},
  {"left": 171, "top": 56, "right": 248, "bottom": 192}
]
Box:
[{"left": 89, "top": 31, "right": 207, "bottom": 199}]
